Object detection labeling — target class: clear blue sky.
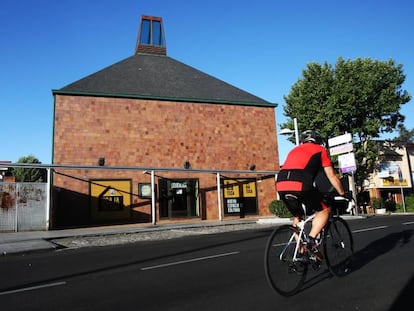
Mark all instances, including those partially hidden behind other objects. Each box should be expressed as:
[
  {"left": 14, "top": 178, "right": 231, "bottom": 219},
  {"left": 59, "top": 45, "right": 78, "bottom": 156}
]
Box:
[{"left": 2, "top": 0, "right": 413, "bottom": 164}]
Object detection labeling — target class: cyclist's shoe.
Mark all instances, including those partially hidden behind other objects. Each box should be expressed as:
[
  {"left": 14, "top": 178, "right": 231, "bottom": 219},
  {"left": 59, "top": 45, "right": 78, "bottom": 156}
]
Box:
[
  {"left": 311, "top": 260, "right": 322, "bottom": 271},
  {"left": 295, "top": 252, "right": 310, "bottom": 263},
  {"left": 305, "top": 238, "right": 324, "bottom": 263},
  {"left": 289, "top": 262, "right": 306, "bottom": 275}
]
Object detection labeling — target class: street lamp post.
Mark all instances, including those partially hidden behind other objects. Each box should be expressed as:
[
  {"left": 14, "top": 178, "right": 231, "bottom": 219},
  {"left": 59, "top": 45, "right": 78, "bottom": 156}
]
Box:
[{"left": 280, "top": 117, "right": 299, "bottom": 146}]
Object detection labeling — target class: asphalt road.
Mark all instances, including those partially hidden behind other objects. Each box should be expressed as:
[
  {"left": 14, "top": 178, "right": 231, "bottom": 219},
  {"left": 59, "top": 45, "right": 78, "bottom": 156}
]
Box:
[{"left": 0, "top": 215, "right": 413, "bottom": 311}]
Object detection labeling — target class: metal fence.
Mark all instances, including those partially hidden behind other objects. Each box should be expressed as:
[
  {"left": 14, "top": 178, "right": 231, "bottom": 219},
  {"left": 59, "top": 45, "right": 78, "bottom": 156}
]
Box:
[{"left": 0, "top": 182, "right": 48, "bottom": 232}]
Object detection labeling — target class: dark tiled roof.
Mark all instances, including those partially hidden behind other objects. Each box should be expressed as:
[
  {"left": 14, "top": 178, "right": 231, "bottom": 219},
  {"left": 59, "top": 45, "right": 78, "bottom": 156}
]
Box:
[{"left": 53, "top": 53, "right": 276, "bottom": 107}]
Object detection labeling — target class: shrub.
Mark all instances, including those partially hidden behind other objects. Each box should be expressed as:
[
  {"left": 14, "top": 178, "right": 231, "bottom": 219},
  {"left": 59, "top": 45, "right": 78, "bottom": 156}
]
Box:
[
  {"left": 371, "top": 198, "right": 383, "bottom": 209},
  {"left": 405, "top": 194, "right": 414, "bottom": 211},
  {"left": 269, "top": 200, "right": 291, "bottom": 218},
  {"left": 396, "top": 194, "right": 414, "bottom": 212},
  {"left": 384, "top": 200, "right": 397, "bottom": 212}
]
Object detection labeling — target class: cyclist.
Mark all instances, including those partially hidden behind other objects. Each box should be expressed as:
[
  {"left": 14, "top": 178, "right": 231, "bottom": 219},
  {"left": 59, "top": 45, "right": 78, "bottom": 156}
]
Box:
[{"left": 276, "top": 130, "right": 348, "bottom": 261}]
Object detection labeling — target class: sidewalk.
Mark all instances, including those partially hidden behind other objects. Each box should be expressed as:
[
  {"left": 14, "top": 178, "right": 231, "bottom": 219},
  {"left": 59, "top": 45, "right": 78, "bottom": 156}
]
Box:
[
  {"left": 0, "top": 217, "right": 291, "bottom": 256},
  {"left": 1, "top": 214, "right": 370, "bottom": 256}
]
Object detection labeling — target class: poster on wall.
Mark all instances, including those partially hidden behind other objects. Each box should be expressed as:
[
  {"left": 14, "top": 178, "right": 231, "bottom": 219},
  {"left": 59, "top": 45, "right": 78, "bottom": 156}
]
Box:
[
  {"left": 223, "top": 179, "right": 240, "bottom": 198},
  {"left": 90, "top": 179, "right": 132, "bottom": 221},
  {"left": 138, "top": 183, "right": 156, "bottom": 199},
  {"left": 223, "top": 179, "right": 258, "bottom": 215},
  {"left": 379, "top": 162, "right": 408, "bottom": 186}
]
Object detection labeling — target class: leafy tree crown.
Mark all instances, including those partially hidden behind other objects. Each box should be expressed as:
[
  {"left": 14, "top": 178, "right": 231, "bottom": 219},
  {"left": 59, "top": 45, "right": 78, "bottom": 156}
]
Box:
[{"left": 281, "top": 57, "right": 411, "bottom": 187}]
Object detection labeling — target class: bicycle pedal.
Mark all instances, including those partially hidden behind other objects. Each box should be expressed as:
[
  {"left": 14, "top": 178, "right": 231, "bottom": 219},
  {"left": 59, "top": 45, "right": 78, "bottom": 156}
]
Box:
[
  {"left": 309, "top": 253, "right": 323, "bottom": 263},
  {"left": 311, "top": 261, "right": 321, "bottom": 271},
  {"left": 295, "top": 256, "right": 309, "bottom": 263},
  {"left": 289, "top": 263, "right": 306, "bottom": 275}
]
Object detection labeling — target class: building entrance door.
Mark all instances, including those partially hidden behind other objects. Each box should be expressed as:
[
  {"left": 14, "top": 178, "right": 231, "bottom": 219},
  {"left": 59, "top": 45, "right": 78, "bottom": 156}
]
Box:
[
  {"left": 171, "top": 187, "right": 187, "bottom": 217},
  {"left": 159, "top": 178, "right": 199, "bottom": 219}
]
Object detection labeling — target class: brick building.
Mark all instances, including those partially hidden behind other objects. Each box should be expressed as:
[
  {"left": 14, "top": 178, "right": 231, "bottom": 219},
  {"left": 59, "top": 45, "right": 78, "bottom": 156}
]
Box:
[{"left": 51, "top": 16, "right": 279, "bottom": 228}]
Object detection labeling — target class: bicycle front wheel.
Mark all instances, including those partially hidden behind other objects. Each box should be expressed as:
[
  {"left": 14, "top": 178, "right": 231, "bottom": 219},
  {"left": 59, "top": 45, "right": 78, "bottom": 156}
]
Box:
[
  {"left": 323, "top": 217, "right": 353, "bottom": 277},
  {"left": 264, "top": 225, "right": 307, "bottom": 296}
]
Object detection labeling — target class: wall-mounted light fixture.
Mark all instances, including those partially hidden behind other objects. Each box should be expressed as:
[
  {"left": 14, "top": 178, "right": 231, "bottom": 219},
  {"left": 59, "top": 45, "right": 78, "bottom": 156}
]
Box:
[
  {"left": 249, "top": 164, "right": 256, "bottom": 171},
  {"left": 184, "top": 161, "right": 191, "bottom": 169},
  {"left": 98, "top": 157, "right": 105, "bottom": 166}
]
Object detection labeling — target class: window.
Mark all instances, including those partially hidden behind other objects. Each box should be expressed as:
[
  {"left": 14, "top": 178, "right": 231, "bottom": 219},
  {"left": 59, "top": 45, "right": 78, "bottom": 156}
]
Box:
[{"left": 139, "top": 17, "right": 165, "bottom": 47}]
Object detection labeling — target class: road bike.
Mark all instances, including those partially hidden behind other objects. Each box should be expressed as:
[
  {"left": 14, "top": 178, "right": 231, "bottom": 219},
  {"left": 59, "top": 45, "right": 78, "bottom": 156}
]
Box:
[{"left": 264, "top": 194, "right": 354, "bottom": 296}]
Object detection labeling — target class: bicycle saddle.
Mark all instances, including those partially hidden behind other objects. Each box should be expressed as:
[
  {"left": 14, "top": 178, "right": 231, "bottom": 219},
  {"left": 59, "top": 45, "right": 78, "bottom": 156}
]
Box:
[{"left": 284, "top": 194, "right": 307, "bottom": 218}]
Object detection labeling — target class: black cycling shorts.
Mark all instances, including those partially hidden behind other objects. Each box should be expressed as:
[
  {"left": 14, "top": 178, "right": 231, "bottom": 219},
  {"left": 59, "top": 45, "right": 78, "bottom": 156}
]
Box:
[{"left": 279, "top": 188, "right": 328, "bottom": 217}]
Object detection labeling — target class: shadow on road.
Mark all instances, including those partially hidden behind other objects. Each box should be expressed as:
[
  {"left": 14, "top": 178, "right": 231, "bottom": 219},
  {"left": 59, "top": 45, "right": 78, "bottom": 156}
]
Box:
[
  {"left": 388, "top": 274, "right": 414, "bottom": 311},
  {"left": 298, "top": 268, "right": 333, "bottom": 294},
  {"left": 349, "top": 229, "right": 413, "bottom": 272},
  {"left": 351, "top": 229, "right": 414, "bottom": 311},
  {"left": 0, "top": 229, "right": 271, "bottom": 294},
  {"left": 298, "top": 229, "right": 413, "bottom": 295}
]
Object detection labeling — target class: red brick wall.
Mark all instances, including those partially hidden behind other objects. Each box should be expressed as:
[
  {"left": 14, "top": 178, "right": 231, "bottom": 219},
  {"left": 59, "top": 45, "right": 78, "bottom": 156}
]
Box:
[{"left": 53, "top": 95, "right": 279, "bottom": 222}]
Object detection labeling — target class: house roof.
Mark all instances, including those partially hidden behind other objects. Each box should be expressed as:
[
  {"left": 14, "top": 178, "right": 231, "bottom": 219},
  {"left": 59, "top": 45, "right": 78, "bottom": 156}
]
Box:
[{"left": 53, "top": 53, "right": 276, "bottom": 108}]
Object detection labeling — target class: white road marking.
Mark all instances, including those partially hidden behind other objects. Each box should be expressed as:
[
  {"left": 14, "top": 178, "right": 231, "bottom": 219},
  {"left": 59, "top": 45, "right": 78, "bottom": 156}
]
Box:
[
  {"left": 402, "top": 221, "right": 414, "bottom": 225},
  {"left": 0, "top": 281, "right": 66, "bottom": 296},
  {"left": 352, "top": 225, "right": 388, "bottom": 233},
  {"left": 141, "top": 251, "right": 240, "bottom": 271}
]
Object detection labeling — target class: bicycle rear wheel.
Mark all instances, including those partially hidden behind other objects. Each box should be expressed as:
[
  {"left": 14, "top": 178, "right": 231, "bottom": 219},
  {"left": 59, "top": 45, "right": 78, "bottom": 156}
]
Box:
[
  {"left": 323, "top": 217, "right": 353, "bottom": 277},
  {"left": 264, "top": 225, "right": 307, "bottom": 296}
]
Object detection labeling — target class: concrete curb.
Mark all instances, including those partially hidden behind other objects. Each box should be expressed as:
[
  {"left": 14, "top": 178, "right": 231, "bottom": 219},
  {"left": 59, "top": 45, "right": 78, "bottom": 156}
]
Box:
[
  {"left": 2, "top": 213, "right": 412, "bottom": 256},
  {"left": 1, "top": 240, "right": 58, "bottom": 256},
  {"left": 256, "top": 218, "right": 291, "bottom": 225}
]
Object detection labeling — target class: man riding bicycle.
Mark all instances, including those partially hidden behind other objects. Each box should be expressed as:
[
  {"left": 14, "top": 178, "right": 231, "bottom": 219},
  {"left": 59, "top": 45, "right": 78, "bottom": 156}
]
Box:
[{"left": 276, "top": 130, "right": 349, "bottom": 261}]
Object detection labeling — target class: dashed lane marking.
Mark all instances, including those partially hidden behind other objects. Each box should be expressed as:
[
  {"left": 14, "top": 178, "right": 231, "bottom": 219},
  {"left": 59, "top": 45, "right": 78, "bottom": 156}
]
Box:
[
  {"left": 141, "top": 251, "right": 240, "bottom": 271},
  {"left": 0, "top": 281, "right": 66, "bottom": 296}
]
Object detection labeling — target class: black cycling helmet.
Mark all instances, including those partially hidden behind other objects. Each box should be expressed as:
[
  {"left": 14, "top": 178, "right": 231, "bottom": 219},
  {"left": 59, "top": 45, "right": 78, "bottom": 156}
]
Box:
[{"left": 300, "top": 130, "right": 323, "bottom": 145}]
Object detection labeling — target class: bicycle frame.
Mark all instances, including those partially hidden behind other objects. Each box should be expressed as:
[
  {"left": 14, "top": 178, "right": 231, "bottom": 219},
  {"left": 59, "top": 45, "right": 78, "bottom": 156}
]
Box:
[
  {"left": 282, "top": 194, "right": 353, "bottom": 262},
  {"left": 282, "top": 205, "right": 351, "bottom": 263},
  {"left": 292, "top": 214, "right": 315, "bottom": 261},
  {"left": 265, "top": 197, "right": 354, "bottom": 296},
  {"left": 278, "top": 213, "right": 316, "bottom": 262}
]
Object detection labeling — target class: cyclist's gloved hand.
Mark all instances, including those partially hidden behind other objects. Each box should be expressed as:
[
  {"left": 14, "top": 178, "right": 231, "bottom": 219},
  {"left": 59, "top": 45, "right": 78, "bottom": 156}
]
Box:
[{"left": 342, "top": 192, "right": 353, "bottom": 201}]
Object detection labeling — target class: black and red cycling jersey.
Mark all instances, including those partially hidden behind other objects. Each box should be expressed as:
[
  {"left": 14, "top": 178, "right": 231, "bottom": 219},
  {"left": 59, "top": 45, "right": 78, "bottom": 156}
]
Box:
[{"left": 276, "top": 142, "right": 332, "bottom": 192}]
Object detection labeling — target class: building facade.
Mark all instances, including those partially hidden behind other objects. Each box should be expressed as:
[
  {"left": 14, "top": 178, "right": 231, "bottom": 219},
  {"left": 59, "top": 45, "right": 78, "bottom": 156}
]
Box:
[
  {"left": 365, "top": 141, "right": 413, "bottom": 208},
  {"left": 51, "top": 16, "right": 279, "bottom": 228}
]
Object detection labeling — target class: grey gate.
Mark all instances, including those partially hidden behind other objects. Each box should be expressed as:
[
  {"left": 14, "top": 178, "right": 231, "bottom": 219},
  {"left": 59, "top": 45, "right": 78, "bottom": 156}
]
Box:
[{"left": 0, "top": 183, "right": 48, "bottom": 232}]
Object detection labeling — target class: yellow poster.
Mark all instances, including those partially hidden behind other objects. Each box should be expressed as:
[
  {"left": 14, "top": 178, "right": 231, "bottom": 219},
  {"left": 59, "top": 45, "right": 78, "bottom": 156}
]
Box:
[
  {"left": 90, "top": 179, "right": 131, "bottom": 220},
  {"left": 382, "top": 179, "right": 408, "bottom": 187},
  {"left": 223, "top": 179, "right": 256, "bottom": 198},
  {"left": 223, "top": 180, "right": 240, "bottom": 198},
  {"left": 243, "top": 181, "right": 257, "bottom": 197}
]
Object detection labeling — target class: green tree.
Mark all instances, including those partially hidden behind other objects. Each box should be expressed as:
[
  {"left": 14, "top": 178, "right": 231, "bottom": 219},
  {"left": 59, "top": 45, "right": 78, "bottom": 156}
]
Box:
[
  {"left": 12, "top": 155, "right": 46, "bottom": 182},
  {"left": 282, "top": 57, "right": 411, "bottom": 187},
  {"left": 392, "top": 124, "right": 414, "bottom": 143}
]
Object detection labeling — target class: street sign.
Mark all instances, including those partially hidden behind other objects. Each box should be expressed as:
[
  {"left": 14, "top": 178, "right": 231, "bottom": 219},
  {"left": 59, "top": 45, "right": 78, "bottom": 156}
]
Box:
[
  {"left": 328, "top": 133, "right": 352, "bottom": 147},
  {"left": 338, "top": 152, "right": 357, "bottom": 173},
  {"left": 328, "top": 133, "right": 357, "bottom": 215},
  {"left": 329, "top": 142, "right": 353, "bottom": 156}
]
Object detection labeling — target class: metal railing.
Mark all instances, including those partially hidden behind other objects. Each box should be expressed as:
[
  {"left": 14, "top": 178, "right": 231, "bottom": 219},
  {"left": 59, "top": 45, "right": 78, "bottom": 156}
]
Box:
[{"left": 0, "top": 163, "right": 278, "bottom": 229}]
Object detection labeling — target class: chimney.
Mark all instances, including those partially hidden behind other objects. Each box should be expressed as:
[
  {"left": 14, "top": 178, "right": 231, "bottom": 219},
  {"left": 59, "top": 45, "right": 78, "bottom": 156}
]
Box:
[{"left": 135, "top": 15, "right": 166, "bottom": 55}]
